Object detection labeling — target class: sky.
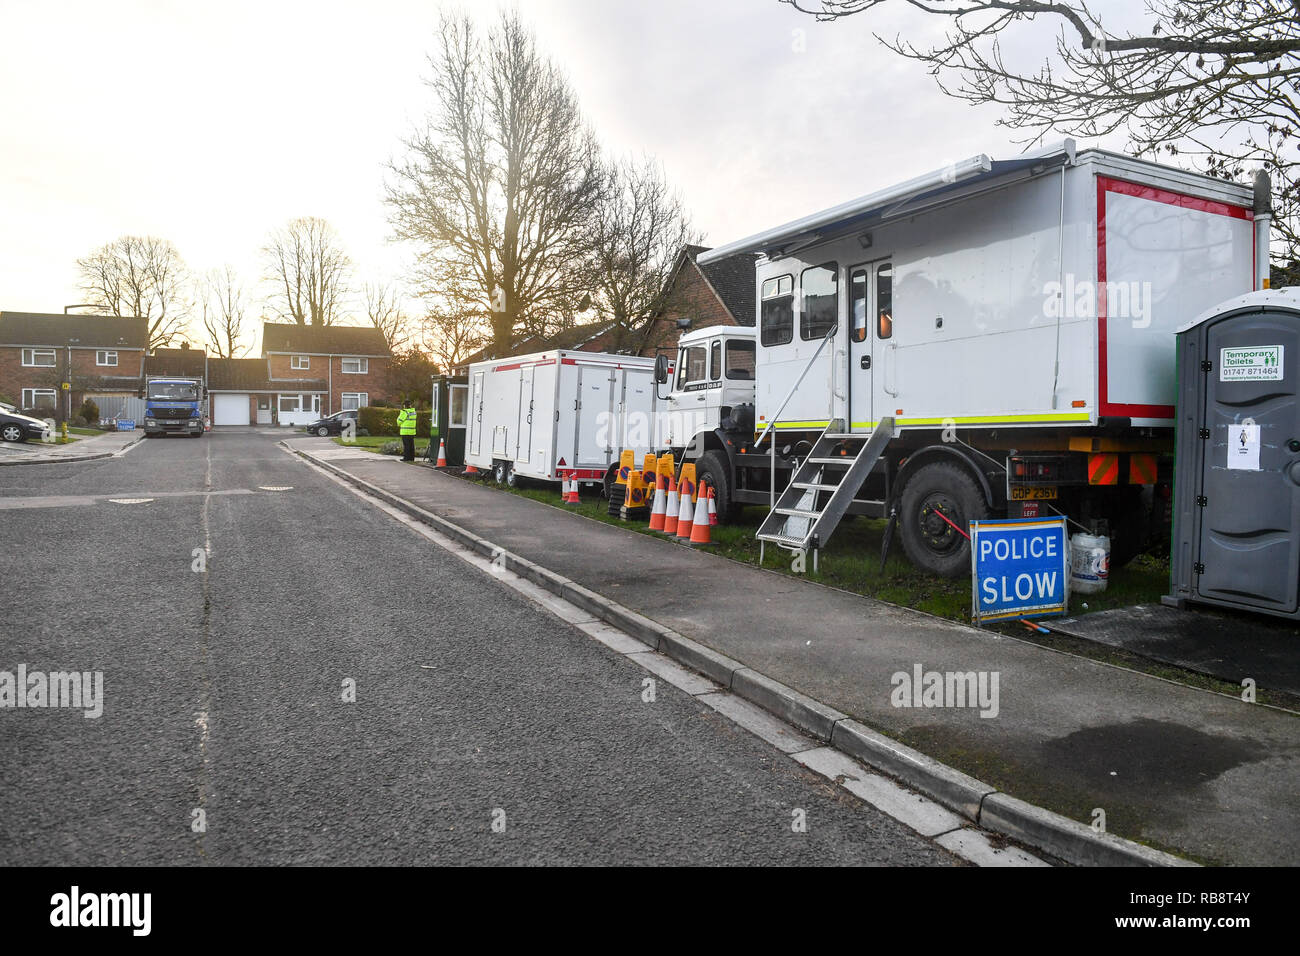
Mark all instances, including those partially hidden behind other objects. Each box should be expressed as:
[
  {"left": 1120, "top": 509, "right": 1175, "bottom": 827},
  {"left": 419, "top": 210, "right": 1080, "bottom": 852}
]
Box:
[{"left": 0, "top": 0, "right": 1136, "bottom": 351}]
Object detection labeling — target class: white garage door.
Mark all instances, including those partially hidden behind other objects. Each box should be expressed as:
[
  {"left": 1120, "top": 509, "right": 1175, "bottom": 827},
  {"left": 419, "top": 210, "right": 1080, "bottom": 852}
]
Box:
[{"left": 212, "top": 394, "right": 250, "bottom": 425}]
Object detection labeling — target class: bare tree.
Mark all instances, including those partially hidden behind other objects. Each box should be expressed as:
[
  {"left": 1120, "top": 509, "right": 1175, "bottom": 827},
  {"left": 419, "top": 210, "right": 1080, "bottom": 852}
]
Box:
[
  {"left": 262, "top": 216, "right": 353, "bottom": 326},
  {"left": 386, "top": 11, "right": 604, "bottom": 351},
  {"left": 784, "top": 0, "right": 1300, "bottom": 266},
  {"left": 199, "top": 266, "right": 250, "bottom": 358},
  {"left": 419, "top": 290, "right": 489, "bottom": 372},
  {"left": 588, "top": 155, "right": 700, "bottom": 352},
  {"left": 76, "top": 235, "right": 191, "bottom": 349},
  {"left": 364, "top": 281, "right": 413, "bottom": 353}
]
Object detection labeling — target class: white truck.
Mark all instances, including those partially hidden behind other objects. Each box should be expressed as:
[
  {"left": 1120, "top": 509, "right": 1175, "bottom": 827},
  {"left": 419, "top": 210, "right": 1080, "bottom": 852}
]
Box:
[
  {"left": 464, "top": 348, "right": 661, "bottom": 488},
  {"left": 654, "top": 140, "right": 1271, "bottom": 576}
]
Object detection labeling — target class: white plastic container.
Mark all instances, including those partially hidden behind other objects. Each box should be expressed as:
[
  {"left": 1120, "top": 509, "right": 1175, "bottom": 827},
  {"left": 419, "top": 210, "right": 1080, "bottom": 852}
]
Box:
[{"left": 1070, "top": 532, "right": 1110, "bottom": 594}]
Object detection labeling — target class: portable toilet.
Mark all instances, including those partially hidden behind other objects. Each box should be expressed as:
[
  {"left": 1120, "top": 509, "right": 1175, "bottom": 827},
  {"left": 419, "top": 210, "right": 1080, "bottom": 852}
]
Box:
[{"left": 1165, "top": 287, "right": 1300, "bottom": 620}]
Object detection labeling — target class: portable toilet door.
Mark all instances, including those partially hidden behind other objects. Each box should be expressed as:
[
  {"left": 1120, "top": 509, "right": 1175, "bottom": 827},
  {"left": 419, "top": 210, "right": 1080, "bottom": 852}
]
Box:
[{"left": 1167, "top": 289, "right": 1300, "bottom": 620}]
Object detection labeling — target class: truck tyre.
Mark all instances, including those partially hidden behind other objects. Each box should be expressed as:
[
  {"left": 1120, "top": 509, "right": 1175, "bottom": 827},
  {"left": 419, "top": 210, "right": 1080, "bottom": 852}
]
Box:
[
  {"left": 899, "top": 460, "right": 989, "bottom": 578},
  {"left": 695, "top": 450, "right": 739, "bottom": 522}
]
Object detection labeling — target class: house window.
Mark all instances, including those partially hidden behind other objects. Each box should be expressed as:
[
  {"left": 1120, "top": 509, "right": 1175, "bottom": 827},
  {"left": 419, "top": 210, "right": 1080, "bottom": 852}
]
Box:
[
  {"left": 96, "top": 350, "right": 118, "bottom": 366},
  {"left": 21, "top": 388, "right": 57, "bottom": 410},
  {"left": 291, "top": 355, "right": 310, "bottom": 370},
  {"left": 449, "top": 385, "right": 468, "bottom": 427},
  {"left": 341, "top": 392, "right": 368, "bottom": 410},
  {"left": 760, "top": 275, "right": 793, "bottom": 347},
  {"left": 800, "top": 262, "right": 838, "bottom": 341},
  {"left": 341, "top": 357, "right": 368, "bottom": 374},
  {"left": 279, "top": 395, "right": 302, "bottom": 413},
  {"left": 21, "top": 348, "right": 56, "bottom": 367}
]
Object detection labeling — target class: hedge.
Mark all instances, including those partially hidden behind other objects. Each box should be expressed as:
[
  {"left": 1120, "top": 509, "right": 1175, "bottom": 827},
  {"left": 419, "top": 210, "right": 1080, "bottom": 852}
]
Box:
[{"left": 357, "top": 406, "right": 434, "bottom": 438}]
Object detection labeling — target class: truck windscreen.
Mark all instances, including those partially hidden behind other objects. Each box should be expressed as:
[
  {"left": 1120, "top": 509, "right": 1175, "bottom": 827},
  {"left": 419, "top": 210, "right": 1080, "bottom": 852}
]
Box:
[{"left": 149, "top": 384, "right": 198, "bottom": 401}]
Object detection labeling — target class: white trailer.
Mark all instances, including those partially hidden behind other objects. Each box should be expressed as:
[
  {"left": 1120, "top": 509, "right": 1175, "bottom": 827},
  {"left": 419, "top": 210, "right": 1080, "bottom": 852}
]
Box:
[
  {"left": 465, "top": 349, "right": 660, "bottom": 488},
  {"left": 659, "top": 141, "right": 1269, "bottom": 575}
]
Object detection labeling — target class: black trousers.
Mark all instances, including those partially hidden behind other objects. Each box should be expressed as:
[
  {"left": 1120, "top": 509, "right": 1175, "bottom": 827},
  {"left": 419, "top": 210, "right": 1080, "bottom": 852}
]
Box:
[{"left": 401, "top": 436, "right": 415, "bottom": 461}]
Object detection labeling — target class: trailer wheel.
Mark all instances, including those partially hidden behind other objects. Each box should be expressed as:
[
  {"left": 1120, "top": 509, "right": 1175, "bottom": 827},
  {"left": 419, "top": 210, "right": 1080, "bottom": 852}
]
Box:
[
  {"left": 696, "top": 450, "right": 739, "bottom": 522},
  {"left": 493, "top": 461, "right": 510, "bottom": 486},
  {"left": 899, "top": 461, "right": 989, "bottom": 578}
]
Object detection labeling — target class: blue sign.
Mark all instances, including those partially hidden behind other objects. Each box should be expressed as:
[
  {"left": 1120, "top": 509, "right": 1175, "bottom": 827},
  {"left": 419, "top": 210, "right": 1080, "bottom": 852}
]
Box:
[
  {"left": 117, "top": 420, "right": 135, "bottom": 431},
  {"left": 970, "top": 516, "right": 1069, "bottom": 624}
]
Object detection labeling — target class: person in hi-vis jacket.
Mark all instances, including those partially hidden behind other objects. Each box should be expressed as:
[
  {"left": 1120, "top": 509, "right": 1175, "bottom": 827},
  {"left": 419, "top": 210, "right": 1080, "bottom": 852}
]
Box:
[{"left": 397, "top": 401, "right": 418, "bottom": 461}]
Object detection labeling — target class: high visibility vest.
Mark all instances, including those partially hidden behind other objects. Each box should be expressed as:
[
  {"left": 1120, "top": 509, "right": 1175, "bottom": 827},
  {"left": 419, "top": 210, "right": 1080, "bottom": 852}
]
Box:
[{"left": 398, "top": 408, "right": 417, "bottom": 436}]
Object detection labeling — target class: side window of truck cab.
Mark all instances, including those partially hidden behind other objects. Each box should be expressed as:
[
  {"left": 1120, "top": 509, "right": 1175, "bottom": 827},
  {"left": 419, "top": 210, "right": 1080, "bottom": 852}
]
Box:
[{"left": 676, "top": 345, "right": 707, "bottom": 389}]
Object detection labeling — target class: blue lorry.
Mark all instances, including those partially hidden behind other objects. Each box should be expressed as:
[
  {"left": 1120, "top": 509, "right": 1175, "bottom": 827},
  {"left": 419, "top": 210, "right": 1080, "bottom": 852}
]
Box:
[{"left": 142, "top": 377, "right": 205, "bottom": 438}]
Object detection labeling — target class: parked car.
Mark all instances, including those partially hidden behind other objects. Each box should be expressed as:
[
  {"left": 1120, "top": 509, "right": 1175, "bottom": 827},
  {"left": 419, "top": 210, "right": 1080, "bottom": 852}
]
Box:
[
  {"left": 0, "top": 403, "right": 51, "bottom": 442},
  {"left": 304, "top": 409, "right": 359, "bottom": 437}
]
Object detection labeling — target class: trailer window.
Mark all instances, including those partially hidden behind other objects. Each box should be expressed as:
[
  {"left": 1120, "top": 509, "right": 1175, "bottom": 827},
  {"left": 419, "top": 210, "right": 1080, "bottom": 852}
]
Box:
[
  {"left": 801, "top": 262, "right": 838, "bottom": 341},
  {"left": 710, "top": 340, "right": 722, "bottom": 381},
  {"left": 760, "top": 275, "right": 794, "bottom": 347},
  {"left": 677, "top": 346, "right": 707, "bottom": 388},
  {"left": 725, "top": 340, "right": 755, "bottom": 379},
  {"left": 876, "top": 263, "right": 893, "bottom": 340},
  {"left": 849, "top": 268, "right": 868, "bottom": 342}
]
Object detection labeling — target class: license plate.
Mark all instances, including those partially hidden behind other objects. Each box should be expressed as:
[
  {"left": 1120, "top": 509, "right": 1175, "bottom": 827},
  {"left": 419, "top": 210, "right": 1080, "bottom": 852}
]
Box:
[{"left": 1011, "top": 485, "right": 1057, "bottom": 500}]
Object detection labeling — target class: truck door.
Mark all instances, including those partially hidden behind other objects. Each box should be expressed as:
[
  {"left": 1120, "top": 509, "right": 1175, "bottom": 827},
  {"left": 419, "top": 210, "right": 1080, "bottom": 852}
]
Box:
[
  {"left": 470, "top": 371, "right": 484, "bottom": 456},
  {"left": 848, "top": 260, "right": 891, "bottom": 432},
  {"left": 576, "top": 365, "right": 616, "bottom": 467},
  {"left": 516, "top": 365, "right": 535, "bottom": 464},
  {"left": 1196, "top": 316, "right": 1300, "bottom": 614}
]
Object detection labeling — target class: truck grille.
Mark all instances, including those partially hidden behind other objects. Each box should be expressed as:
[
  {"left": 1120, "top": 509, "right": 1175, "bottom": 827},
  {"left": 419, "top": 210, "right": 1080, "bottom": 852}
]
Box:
[{"left": 153, "top": 407, "right": 192, "bottom": 420}]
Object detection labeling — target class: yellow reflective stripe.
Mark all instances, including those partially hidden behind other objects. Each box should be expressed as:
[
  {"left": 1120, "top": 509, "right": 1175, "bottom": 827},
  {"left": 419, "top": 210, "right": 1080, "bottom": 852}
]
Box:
[
  {"left": 771, "top": 420, "right": 830, "bottom": 430},
  {"left": 896, "top": 413, "right": 1092, "bottom": 426}
]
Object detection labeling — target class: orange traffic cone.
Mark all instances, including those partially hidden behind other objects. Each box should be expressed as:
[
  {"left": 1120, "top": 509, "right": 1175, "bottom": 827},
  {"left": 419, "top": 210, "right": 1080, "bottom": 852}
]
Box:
[
  {"left": 676, "top": 482, "right": 696, "bottom": 543},
  {"left": 567, "top": 472, "right": 581, "bottom": 504},
  {"left": 708, "top": 486, "right": 718, "bottom": 526},
  {"left": 560, "top": 473, "right": 570, "bottom": 503},
  {"left": 689, "top": 484, "right": 712, "bottom": 547},
  {"left": 648, "top": 471, "right": 668, "bottom": 532},
  {"left": 435, "top": 438, "right": 448, "bottom": 467},
  {"left": 663, "top": 476, "right": 679, "bottom": 536},
  {"left": 464, "top": 462, "right": 480, "bottom": 475}
]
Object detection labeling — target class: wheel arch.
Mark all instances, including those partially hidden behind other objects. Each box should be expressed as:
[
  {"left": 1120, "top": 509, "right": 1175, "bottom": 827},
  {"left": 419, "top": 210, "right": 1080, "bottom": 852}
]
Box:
[{"left": 892, "top": 444, "right": 1001, "bottom": 511}]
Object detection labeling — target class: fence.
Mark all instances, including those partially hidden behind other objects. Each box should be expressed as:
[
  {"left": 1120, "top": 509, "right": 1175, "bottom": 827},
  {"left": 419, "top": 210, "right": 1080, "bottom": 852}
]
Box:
[{"left": 92, "top": 396, "right": 147, "bottom": 423}]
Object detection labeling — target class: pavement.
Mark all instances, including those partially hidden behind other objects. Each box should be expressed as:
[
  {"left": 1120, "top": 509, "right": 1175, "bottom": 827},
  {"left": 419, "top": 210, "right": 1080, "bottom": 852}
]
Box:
[
  {"left": 0, "top": 428, "right": 142, "bottom": 465},
  {"left": 1053, "top": 604, "right": 1300, "bottom": 697},
  {"left": 0, "top": 430, "right": 961, "bottom": 866},
  {"left": 284, "top": 437, "right": 1300, "bottom": 866}
]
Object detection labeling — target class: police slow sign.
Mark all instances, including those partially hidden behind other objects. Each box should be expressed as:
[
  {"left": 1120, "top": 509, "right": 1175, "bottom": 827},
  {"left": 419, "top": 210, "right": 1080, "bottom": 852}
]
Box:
[{"left": 970, "top": 517, "right": 1069, "bottom": 624}]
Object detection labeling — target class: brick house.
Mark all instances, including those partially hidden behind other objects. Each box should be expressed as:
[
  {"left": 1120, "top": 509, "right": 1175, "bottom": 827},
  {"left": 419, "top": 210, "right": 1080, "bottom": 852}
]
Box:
[
  {"left": 0, "top": 311, "right": 148, "bottom": 420},
  {"left": 205, "top": 357, "right": 330, "bottom": 426},
  {"left": 256, "top": 323, "right": 392, "bottom": 423},
  {"left": 636, "top": 244, "right": 758, "bottom": 355}
]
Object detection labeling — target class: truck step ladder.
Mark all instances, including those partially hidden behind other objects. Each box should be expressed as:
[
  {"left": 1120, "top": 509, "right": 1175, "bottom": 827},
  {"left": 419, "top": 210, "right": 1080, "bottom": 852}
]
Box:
[{"left": 756, "top": 417, "right": 895, "bottom": 570}]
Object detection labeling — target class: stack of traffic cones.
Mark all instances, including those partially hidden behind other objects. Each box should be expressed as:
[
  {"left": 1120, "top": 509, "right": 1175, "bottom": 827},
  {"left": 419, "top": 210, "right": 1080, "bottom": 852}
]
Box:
[
  {"left": 689, "top": 482, "right": 713, "bottom": 547},
  {"left": 620, "top": 469, "right": 649, "bottom": 520},
  {"left": 608, "top": 450, "right": 634, "bottom": 517}
]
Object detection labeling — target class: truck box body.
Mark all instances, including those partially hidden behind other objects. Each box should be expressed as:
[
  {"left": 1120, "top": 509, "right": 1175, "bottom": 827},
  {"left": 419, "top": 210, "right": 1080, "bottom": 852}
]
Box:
[
  {"left": 464, "top": 349, "right": 659, "bottom": 483},
  {"left": 712, "top": 145, "right": 1259, "bottom": 436}
]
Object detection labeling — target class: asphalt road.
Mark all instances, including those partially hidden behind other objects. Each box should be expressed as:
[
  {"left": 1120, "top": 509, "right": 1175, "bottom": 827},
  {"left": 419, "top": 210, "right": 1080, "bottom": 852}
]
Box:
[{"left": 0, "top": 429, "right": 954, "bottom": 865}]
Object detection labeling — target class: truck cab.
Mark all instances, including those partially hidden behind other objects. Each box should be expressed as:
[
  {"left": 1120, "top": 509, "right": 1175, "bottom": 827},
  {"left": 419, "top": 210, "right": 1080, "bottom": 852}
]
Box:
[
  {"left": 660, "top": 325, "right": 756, "bottom": 448},
  {"left": 143, "top": 378, "right": 205, "bottom": 438}
]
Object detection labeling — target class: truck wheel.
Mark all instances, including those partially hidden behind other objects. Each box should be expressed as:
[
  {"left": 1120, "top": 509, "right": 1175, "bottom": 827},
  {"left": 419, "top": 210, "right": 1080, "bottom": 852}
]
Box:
[
  {"left": 899, "top": 461, "right": 989, "bottom": 578},
  {"left": 696, "top": 450, "right": 739, "bottom": 522}
]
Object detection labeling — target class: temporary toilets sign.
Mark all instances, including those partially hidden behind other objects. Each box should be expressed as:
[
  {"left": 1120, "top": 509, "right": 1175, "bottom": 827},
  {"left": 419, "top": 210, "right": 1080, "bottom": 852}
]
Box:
[
  {"left": 1220, "top": 345, "right": 1284, "bottom": 382},
  {"left": 970, "top": 516, "right": 1069, "bottom": 624}
]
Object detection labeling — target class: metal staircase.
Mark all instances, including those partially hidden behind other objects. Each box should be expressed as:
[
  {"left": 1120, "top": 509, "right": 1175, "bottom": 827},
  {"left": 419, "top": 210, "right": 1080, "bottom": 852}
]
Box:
[{"left": 756, "top": 417, "right": 895, "bottom": 568}]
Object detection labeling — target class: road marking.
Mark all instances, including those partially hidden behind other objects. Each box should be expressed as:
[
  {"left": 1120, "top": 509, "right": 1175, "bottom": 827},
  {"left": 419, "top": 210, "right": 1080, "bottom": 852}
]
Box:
[
  {"left": 286, "top": 444, "right": 1049, "bottom": 868},
  {"left": 108, "top": 498, "right": 154, "bottom": 504},
  {"left": 258, "top": 486, "right": 293, "bottom": 491}
]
